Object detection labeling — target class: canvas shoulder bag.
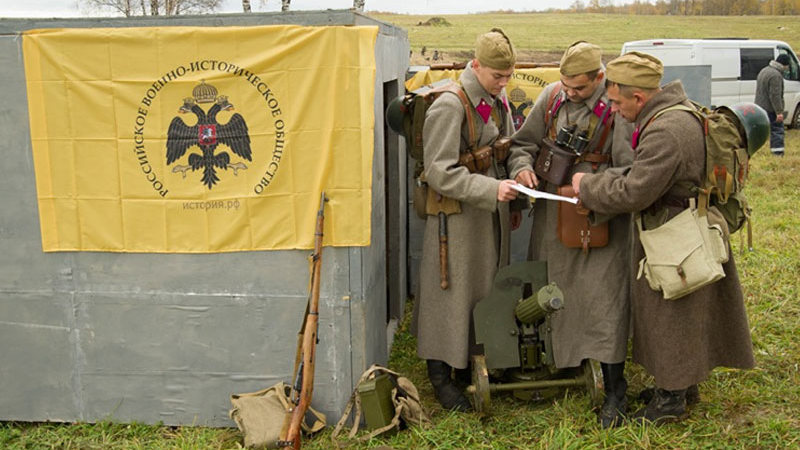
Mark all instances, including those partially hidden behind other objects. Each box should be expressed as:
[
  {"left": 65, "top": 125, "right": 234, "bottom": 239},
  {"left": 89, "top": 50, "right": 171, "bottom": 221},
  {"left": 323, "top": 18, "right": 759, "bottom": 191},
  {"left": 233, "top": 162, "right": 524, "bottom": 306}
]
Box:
[
  {"left": 636, "top": 200, "right": 729, "bottom": 300},
  {"left": 229, "top": 382, "right": 326, "bottom": 449}
]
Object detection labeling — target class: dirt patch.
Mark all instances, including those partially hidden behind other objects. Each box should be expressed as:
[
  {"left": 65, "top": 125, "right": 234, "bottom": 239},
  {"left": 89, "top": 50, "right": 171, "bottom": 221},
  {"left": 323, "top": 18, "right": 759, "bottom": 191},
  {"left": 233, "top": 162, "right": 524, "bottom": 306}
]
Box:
[{"left": 417, "top": 17, "right": 452, "bottom": 27}]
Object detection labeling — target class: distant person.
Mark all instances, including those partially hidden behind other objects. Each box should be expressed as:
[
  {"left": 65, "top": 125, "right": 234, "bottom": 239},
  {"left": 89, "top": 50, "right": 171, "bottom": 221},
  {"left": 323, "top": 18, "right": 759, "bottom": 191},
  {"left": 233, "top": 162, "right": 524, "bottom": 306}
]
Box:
[
  {"left": 413, "top": 28, "right": 519, "bottom": 412},
  {"left": 506, "top": 41, "right": 634, "bottom": 428},
  {"left": 755, "top": 53, "right": 790, "bottom": 156},
  {"left": 571, "top": 52, "right": 755, "bottom": 424}
]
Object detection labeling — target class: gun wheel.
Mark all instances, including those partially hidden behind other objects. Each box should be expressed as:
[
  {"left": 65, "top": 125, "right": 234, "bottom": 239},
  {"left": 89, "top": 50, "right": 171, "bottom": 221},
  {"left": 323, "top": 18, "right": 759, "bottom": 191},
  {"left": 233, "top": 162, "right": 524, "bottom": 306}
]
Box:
[
  {"left": 471, "top": 354, "right": 491, "bottom": 414},
  {"left": 581, "top": 359, "right": 604, "bottom": 407}
]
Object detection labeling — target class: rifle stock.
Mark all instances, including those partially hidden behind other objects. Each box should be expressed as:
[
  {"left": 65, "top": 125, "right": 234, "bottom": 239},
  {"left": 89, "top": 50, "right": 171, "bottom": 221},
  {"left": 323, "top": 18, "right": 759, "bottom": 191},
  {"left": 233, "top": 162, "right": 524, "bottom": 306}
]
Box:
[{"left": 278, "top": 192, "right": 327, "bottom": 449}]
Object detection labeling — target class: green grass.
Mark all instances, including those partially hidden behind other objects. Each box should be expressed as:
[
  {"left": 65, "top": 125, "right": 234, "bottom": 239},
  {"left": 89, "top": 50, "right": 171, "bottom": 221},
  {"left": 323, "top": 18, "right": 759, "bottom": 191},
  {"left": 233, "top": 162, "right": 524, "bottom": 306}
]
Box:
[
  {"left": 4, "top": 12, "right": 800, "bottom": 450},
  {"left": 369, "top": 13, "right": 800, "bottom": 64}
]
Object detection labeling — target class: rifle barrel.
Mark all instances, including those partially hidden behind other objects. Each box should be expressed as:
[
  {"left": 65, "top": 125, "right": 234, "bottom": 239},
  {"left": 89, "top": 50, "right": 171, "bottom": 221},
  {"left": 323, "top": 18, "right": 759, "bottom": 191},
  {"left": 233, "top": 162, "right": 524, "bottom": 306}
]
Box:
[{"left": 279, "top": 192, "right": 327, "bottom": 449}]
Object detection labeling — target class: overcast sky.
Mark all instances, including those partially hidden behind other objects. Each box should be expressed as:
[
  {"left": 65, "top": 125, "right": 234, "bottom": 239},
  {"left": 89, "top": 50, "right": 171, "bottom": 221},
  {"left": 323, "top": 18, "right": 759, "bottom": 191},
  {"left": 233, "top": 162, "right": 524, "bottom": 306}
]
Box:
[{"left": 1, "top": 0, "right": 577, "bottom": 18}]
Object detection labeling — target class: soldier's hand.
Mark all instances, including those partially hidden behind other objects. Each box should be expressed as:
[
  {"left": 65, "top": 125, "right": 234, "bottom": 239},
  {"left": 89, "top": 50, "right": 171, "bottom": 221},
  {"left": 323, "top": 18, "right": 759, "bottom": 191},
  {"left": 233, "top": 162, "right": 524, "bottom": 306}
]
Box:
[
  {"left": 777, "top": 113, "right": 784, "bottom": 123},
  {"left": 571, "top": 172, "right": 585, "bottom": 195},
  {"left": 497, "top": 179, "right": 518, "bottom": 202},
  {"left": 514, "top": 169, "right": 538, "bottom": 188}
]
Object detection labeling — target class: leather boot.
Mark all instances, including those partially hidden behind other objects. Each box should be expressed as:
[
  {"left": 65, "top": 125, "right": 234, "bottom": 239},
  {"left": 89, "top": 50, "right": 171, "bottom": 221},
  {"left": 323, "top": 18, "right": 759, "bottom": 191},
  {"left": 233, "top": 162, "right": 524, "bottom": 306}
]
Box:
[
  {"left": 639, "top": 384, "right": 699, "bottom": 406},
  {"left": 632, "top": 388, "right": 688, "bottom": 424},
  {"left": 453, "top": 366, "right": 471, "bottom": 391},
  {"left": 427, "top": 360, "right": 472, "bottom": 412},
  {"left": 598, "top": 362, "right": 627, "bottom": 428}
]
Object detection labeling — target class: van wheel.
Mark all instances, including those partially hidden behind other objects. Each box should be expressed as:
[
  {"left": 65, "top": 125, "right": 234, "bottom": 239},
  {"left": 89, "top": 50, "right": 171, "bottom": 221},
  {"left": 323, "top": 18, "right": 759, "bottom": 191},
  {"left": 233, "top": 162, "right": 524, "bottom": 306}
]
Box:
[{"left": 792, "top": 107, "right": 800, "bottom": 129}]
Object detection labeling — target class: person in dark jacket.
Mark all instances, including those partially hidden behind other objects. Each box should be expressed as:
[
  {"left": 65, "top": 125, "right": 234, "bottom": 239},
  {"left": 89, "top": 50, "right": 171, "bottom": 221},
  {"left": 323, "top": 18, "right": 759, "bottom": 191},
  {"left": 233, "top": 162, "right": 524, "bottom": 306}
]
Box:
[
  {"left": 571, "top": 52, "right": 755, "bottom": 424},
  {"left": 755, "top": 53, "right": 790, "bottom": 156}
]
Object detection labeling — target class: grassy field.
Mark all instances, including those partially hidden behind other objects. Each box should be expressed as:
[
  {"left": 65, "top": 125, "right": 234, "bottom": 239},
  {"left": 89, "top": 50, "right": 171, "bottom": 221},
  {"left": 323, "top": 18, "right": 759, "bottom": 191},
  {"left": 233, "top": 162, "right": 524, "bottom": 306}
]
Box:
[
  {"left": 369, "top": 12, "right": 800, "bottom": 65},
  {"left": 4, "top": 12, "right": 800, "bottom": 450}
]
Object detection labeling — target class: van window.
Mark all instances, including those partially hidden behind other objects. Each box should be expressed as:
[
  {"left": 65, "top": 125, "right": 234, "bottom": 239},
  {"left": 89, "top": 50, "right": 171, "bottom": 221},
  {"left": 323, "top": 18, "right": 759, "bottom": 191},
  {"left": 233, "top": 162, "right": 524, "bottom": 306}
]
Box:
[
  {"left": 740, "top": 48, "right": 774, "bottom": 80},
  {"left": 778, "top": 48, "right": 800, "bottom": 81}
]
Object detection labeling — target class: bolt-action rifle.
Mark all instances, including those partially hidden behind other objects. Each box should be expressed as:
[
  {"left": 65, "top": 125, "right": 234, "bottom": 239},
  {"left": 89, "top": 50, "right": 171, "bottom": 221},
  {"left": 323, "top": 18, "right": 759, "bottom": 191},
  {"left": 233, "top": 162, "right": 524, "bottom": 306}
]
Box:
[{"left": 277, "top": 192, "right": 327, "bottom": 449}]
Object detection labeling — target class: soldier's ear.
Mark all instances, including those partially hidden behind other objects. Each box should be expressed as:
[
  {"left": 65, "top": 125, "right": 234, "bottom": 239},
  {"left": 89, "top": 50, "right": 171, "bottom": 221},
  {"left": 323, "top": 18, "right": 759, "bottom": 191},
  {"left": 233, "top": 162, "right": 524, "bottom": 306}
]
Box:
[{"left": 633, "top": 91, "right": 646, "bottom": 106}]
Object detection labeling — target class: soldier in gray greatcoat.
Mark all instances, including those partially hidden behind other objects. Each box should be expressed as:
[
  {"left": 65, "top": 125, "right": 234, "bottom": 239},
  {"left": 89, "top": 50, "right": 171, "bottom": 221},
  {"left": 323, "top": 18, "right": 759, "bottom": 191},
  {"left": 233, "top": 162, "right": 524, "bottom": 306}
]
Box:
[
  {"left": 572, "top": 52, "right": 755, "bottom": 423},
  {"left": 506, "top": 41, "right": 634, "bottom": 428},
  {"left": 755, "top": 53, "right": 790, "bottom": 156},
  {"left": 414, "top": 29, "right": 519, "bottom": 411}
]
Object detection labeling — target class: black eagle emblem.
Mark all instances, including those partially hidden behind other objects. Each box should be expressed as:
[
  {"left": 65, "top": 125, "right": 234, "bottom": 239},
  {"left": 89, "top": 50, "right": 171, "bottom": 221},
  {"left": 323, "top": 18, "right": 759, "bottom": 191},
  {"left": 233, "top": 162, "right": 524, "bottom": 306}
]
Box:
[
  {"left": 166, "top": 95, "right": 252, "bottom": 189},
  {"left": 510, "top": 100, "right": 532, "bottom": 131}
]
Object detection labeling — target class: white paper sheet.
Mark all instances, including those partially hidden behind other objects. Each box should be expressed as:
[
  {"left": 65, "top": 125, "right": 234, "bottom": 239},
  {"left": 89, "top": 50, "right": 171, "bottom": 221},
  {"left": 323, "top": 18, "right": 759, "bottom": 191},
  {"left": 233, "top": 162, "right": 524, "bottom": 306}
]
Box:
[{"left": 511, "top": 184, "right": 579, "bottom": 204}]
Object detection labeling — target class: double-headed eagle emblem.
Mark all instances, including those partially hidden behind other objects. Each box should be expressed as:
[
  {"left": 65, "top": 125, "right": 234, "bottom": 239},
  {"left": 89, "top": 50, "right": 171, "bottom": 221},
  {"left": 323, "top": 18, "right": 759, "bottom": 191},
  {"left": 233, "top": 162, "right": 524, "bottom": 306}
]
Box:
[{"left": 166, "top": 81, "right": 252, "bottom": 189}]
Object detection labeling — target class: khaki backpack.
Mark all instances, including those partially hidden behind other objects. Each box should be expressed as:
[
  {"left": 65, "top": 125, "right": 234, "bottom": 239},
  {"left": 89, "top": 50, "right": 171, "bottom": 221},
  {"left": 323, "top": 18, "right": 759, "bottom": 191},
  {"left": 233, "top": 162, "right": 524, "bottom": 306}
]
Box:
[{"left": 648, "top": 101, "right": 768, "bottom": 250}]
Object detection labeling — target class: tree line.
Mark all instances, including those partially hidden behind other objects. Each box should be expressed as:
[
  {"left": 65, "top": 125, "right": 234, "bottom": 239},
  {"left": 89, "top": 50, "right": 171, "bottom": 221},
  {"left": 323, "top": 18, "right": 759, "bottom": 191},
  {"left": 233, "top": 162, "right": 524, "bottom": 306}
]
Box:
[
  {"left": 82, "top": 0, "right": 366, "bottom": 17},
  {"left": 568, "top": 0, "right": 798, "bottom": 15},
  {"left": 81, "top": 0, "right": 796, "bottom": 16}
]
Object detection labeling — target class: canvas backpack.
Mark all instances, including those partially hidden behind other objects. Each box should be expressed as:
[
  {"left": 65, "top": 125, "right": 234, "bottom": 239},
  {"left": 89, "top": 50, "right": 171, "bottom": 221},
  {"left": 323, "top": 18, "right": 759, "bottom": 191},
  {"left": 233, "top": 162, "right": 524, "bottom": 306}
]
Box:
[
  {"left": 386, "top": 79, "right": 483, "bottom": 219},
  {"left": 390, "top": 79, "right": 478, "bottom": 178},
  {"left": 648, "top": 101, "right": 768, "bottom": 249}
]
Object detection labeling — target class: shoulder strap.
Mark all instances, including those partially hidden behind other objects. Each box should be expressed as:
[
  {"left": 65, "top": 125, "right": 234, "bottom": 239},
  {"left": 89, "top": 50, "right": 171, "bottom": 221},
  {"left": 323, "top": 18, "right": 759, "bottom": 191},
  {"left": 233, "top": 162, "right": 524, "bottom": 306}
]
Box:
[
  {"left": 444, "top": 84, "right": 478, "bottom": 150},
  {"left": 544, "top": 82, "right": 564, "bottom": 140}
]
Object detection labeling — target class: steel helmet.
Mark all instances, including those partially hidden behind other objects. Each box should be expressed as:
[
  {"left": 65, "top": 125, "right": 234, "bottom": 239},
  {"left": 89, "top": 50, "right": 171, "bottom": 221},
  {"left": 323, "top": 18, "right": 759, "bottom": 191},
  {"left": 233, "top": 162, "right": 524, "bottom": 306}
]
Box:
[
  {"left": 385, "top": 95, "right": 408, "bottom": 134},
  {"left": 723, "top": 103, "right": 770, "bottom": 156}
]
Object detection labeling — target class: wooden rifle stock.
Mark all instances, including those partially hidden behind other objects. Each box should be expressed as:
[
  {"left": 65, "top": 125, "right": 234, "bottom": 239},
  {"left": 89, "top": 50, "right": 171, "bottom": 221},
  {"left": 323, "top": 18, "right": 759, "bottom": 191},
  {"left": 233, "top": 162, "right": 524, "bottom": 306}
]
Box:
[{"left": 278, "top": 192, "right": 327, "bottom": 449}]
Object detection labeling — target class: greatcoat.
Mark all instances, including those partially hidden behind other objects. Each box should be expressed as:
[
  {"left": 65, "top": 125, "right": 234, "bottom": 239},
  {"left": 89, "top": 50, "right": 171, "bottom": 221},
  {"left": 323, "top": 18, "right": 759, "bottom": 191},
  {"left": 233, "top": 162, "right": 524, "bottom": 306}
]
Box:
[
  {"left": 578, "top": 81, "right": 755, "bottom": 390},
  {"left": 506, "top": 80, "right": 634, "bottom": 369},
  {"left": 414, "top": 63, "right": 515, "bottom": 369}
]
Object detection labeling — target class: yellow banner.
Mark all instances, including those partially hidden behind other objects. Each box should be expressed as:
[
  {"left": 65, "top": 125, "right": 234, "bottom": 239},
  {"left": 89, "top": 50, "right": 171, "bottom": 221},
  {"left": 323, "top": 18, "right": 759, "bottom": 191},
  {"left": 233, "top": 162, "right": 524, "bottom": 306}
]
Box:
[
  {"left": 23, "top": 25, "right": 377, "bottom": 252},
  {"left": 406, "top": 66, "right": 561, "bottom": 131}
]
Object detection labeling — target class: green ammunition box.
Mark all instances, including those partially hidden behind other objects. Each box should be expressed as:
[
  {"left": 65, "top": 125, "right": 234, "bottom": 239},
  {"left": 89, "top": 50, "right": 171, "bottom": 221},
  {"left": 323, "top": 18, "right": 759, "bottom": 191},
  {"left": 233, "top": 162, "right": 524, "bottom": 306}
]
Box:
[{"left": 357, "top": 373, "right": 395, "bottom": 430}]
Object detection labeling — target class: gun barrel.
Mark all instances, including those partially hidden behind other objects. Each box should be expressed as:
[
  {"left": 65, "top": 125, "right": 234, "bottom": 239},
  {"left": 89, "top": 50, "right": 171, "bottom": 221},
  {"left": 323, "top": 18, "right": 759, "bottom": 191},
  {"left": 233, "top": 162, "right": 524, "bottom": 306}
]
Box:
[{"left": 514, "top": 283, "right": 564, "bottom": 324}]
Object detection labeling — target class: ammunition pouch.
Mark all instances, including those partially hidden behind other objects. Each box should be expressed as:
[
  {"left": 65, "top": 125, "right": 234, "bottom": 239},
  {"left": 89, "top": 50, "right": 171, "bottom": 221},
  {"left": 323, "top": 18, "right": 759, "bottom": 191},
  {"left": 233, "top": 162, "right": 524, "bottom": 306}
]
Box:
[
  {"left": 556, "top": 185, "right": 608, "bottom": 252},
  {"left": 459, "top": 145, "right": 493, "bottom": 174},
  {"left": 534, "top": 138, "right": 577, "bottom": 186},
  {"left": 458, "top": 136, "right": 512, "bottom": 174}
]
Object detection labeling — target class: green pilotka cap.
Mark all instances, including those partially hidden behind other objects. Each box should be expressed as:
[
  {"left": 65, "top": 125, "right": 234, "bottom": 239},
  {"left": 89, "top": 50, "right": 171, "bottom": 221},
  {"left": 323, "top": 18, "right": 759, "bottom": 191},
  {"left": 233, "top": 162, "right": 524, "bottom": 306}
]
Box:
[
  {"left": 559, "top": 41, "right": 603, "bottom": 76},
  {"left": 606, "top": 51, "right": 664, "bottom": 89},
  {"left": 475, "top": 28, "right": 516, "bottom": 70}
]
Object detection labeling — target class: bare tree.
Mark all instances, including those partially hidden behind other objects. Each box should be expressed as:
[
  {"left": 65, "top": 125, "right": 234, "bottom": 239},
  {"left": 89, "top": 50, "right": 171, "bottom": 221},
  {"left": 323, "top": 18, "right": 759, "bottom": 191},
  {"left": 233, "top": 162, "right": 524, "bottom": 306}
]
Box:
[
  {"left": 282, "top": 0, "right": 291, "bottom": 11},
  {"left": 353, "top": 0, "right": 365, "bottom": 11},
  {"left": 242, "top": 0, "right": 251, "bottom": 12},
  {"left": 83, "top": 0, "right": 223, "bottom": 16}
]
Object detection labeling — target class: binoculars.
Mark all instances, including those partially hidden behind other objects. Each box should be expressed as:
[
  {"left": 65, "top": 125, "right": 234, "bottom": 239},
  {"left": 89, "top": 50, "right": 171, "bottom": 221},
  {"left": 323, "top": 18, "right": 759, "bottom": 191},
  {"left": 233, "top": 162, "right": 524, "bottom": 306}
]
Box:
[{"left": 555, "top": 124, "right": 590, "bottom": 154}]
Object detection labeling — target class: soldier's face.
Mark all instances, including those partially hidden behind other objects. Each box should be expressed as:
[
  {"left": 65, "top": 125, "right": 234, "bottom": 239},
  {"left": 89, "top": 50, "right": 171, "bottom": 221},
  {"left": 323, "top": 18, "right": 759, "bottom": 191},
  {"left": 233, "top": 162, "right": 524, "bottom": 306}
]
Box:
[
  {"left": 560, "top": 72, "right": 603, "bottom": 103},
  {"left": 473, "top": 60, "right": 514, "bottom": 97},
  {"left": 606, "top": 84, "right": 642, "bottom": 122}
]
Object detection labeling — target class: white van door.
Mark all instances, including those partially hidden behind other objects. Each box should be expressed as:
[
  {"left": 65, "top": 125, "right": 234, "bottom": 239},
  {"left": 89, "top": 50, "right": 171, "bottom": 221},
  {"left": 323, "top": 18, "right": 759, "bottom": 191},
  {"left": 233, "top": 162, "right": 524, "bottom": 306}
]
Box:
[{"left": 701, "top": 44, "right": 740, "bottom": 107}]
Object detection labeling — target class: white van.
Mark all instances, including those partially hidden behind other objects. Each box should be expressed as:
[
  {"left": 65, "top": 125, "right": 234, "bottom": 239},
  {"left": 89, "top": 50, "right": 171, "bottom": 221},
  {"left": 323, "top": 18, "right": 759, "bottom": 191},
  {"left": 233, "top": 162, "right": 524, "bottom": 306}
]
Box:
[{"left": 621, "top": 39, "right": 800, "bottom": 127}]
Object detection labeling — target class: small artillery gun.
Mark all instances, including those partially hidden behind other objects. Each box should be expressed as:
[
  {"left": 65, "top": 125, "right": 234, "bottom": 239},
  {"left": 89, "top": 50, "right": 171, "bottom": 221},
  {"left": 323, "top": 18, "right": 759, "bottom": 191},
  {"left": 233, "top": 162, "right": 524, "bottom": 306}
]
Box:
[{"left": 468, "top": 261, "right": 603, "bottom": 413}]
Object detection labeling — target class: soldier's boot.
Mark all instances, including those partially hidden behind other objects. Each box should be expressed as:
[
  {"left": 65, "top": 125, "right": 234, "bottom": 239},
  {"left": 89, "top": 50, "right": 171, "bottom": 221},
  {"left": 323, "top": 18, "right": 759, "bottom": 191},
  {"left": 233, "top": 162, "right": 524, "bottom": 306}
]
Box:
[
  {"left": 453, "top": 365, "right": 471, "bottom": 391},
  {"left": 632, "top": 388, "right": 688, "bottom": 424},
  {"left": 427, "top": 359, "right": 472, "bottom": 412},
  {"left": 598, "top": 362, "right": 627, "bottom": 428},
  {"left": 639, "top": 384, "right": 699, "bottom": 406}
]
